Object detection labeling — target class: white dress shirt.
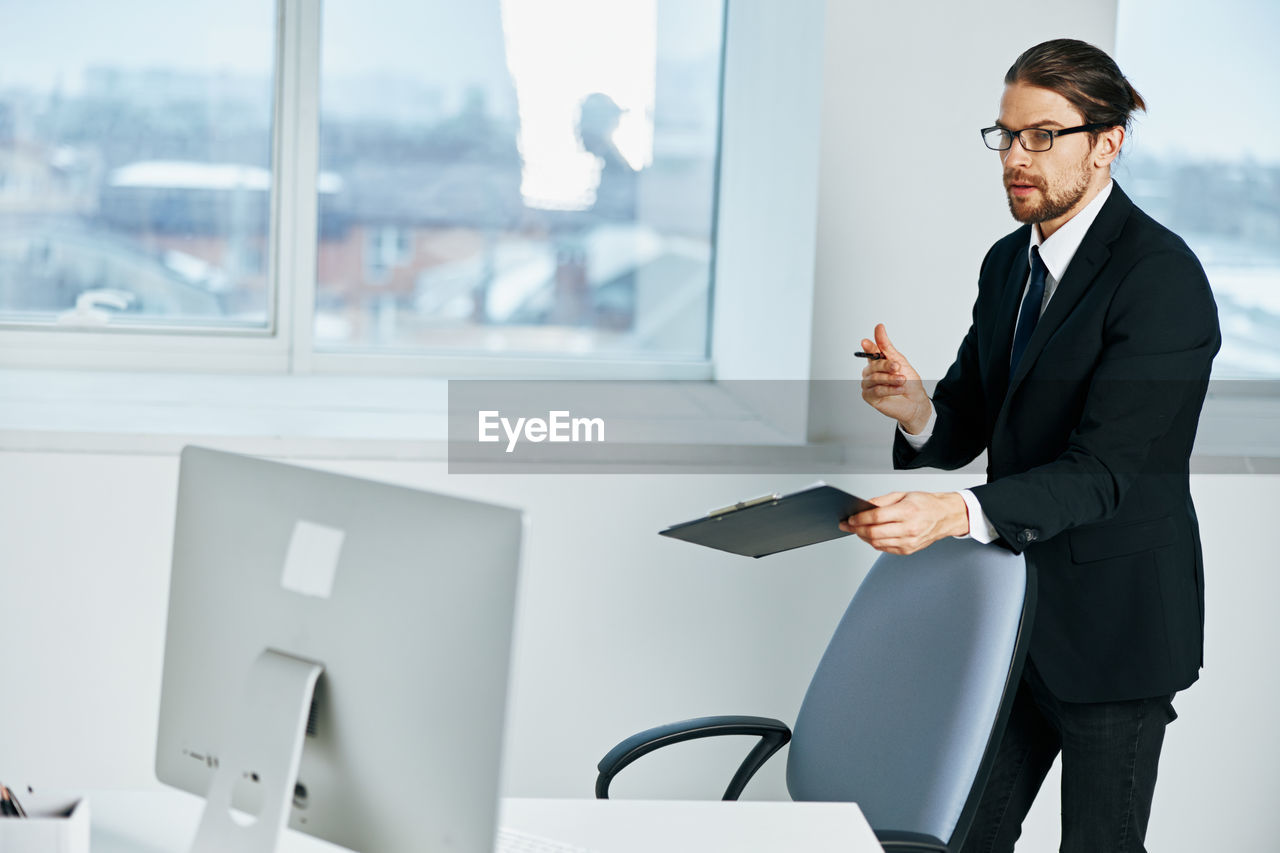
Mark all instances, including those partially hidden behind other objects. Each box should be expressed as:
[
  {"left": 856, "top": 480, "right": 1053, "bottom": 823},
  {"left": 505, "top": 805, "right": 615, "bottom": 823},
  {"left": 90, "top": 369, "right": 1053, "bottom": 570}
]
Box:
[{"left": 900, "top": 180, "right": 1114, "bottom": 543}]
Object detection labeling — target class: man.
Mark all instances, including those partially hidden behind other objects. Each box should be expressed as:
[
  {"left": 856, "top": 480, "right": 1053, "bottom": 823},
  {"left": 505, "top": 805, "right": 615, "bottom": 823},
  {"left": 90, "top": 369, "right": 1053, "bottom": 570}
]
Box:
[{"left": 843, "top": 39, "right": 1220, "bottom": 852}]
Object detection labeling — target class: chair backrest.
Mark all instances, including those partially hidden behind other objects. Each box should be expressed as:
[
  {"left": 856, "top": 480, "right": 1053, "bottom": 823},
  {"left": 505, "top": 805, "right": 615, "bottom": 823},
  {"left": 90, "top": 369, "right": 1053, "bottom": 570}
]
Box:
[{"left": 785, "top": 537, "right": 1034, "bottom": 849}]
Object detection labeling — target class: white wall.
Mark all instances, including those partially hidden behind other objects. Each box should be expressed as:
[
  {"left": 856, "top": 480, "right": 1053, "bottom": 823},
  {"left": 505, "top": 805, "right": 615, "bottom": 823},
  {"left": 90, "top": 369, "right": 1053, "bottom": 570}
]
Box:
[
  {"left": 807, "top": 0, "right": 1118, "bottom": 440},
  {"left": 713, "top": 0, "right": 824, "bottom": 382}
]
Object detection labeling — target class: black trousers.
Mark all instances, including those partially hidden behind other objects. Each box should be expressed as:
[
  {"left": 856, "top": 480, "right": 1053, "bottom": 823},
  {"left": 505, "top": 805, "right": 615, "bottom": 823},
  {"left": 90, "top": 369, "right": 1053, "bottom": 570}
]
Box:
[{"left": 959, "top": 658, "right": 1177, "bottom": 853}]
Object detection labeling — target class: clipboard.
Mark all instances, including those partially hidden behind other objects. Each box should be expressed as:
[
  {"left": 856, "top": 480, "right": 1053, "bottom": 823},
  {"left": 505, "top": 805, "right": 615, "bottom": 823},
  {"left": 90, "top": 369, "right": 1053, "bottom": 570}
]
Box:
[{"left": 659, "top": 482, "right": 876, "bottom": 558}]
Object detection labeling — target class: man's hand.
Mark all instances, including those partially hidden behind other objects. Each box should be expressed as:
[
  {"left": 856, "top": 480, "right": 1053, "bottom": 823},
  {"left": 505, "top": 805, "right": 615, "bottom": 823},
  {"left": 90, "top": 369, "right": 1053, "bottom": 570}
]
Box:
[
  {"left": 860, "top": 323, "right": 932, "bottom": 435},
  {"left": 840, "top": 491, "right": 970, "bottom": 555}
]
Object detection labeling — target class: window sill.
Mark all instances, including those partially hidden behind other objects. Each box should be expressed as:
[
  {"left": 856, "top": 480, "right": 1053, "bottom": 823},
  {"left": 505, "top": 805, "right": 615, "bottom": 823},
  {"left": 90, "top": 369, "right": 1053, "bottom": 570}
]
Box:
[
  {"left": 2, "top": 371, "right": 1277, "bottom": 472},
  {"left": 1186, "top": 387, "right": 1280, "bottom": 473},
  {"left": 0, "top": 370, "right": 833, "bottom": 468},
  {"left": 0, "top": 370, "right": 449, "bottom": 458}
]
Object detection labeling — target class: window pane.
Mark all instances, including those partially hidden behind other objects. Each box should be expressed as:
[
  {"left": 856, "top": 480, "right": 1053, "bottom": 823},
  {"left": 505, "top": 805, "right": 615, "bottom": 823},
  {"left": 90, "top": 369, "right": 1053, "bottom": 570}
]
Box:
[
  {"left": 1117, "top": 0, "right": 1280, "bottom": 378},
  {"left": 316, "top": 0, "right": 724, "bottom": 359},
  {"left": 0, "top": 0, "right": 275, "bottom": 330}
]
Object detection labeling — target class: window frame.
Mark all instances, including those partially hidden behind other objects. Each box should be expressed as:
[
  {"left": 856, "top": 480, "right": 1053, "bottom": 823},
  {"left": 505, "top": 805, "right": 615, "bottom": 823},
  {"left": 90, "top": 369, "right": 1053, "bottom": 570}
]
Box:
[{"left": 0, "top": 0, "right": 301, "bottom": 372}]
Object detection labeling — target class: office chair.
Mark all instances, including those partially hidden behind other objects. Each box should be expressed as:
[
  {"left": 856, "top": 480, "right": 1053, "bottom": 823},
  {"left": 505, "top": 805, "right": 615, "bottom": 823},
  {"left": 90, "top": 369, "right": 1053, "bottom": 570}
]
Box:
[{"left": 595, "top": 537, "right": 1035, "bottom": 853}]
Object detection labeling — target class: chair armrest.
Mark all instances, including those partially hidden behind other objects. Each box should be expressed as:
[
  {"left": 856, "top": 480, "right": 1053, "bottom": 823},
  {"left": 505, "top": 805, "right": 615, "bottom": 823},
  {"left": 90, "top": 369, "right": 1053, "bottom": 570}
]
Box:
[{"left": 595, "top": 715, "right": 791, "bottom": 800}]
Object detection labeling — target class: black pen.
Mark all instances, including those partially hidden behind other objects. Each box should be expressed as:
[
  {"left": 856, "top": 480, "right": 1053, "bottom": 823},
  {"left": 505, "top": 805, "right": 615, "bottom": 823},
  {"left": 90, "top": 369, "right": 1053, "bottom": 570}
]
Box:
[
  {"left": 854, "top": 351, "right": 885, "bottom": 360},
  {"left": 0, "top": 784, "right": 27, "bottom": 818}
]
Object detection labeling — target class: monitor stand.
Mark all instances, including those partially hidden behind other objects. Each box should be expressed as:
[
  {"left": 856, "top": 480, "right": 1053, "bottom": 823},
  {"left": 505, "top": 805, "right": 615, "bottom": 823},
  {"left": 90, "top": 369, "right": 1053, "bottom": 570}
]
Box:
[{"left": 190, "top": 650, "right": 324, "bottom": 853}]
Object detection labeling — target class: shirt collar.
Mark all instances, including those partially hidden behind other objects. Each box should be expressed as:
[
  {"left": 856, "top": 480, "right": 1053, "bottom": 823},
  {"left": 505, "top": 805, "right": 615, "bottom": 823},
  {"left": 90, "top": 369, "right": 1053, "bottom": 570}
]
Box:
[{"left": 1029, "top": 179, "right": 1113, "bottom": 281}]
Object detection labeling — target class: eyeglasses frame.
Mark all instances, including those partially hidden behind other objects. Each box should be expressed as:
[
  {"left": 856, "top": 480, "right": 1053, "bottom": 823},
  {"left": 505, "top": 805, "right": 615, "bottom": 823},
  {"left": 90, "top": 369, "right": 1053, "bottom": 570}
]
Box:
[{"left": 980, "top": 123, "right": 1112, "bottom": 152}]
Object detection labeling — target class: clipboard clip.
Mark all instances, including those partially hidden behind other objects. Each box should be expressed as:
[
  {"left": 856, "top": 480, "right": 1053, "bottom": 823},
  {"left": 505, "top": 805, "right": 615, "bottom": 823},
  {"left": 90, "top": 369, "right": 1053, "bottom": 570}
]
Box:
[{"left": 707, "top": 493, "right": 781, "bottom": 518}]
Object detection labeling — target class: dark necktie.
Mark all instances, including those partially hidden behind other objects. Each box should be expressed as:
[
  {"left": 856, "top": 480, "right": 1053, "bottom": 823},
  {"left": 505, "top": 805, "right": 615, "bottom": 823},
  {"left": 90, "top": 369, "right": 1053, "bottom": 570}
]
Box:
[{"left": 1009, "top": 245, "right": 1047, "bottom": 377}]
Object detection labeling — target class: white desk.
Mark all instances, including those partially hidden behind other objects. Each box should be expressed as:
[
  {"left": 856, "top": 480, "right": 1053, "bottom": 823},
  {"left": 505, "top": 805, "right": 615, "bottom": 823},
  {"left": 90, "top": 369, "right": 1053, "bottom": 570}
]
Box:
[
  {"left": 500, "top": 798, "right": 881, "bottom": 852},
  {"left": 83, "top": 790, "right": 883, "bottom": 852}
]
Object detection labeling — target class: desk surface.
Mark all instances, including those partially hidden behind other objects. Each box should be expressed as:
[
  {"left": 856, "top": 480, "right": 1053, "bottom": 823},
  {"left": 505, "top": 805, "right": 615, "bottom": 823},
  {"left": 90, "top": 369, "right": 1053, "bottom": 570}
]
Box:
[
  {"left": 501, "top": 798, "right": 880, "bottom": 852},
  {"left": 84, "top": 790, "right": 883, "bottom": 853}
]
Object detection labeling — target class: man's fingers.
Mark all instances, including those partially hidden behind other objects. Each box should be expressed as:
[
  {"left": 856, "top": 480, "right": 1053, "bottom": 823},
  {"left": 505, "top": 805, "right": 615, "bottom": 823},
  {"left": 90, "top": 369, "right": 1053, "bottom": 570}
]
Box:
[
  {"left": 874, "top": 324, "right": 920, "bottom": 379},
  {"left": 845, "top": 494, "right": 909, "bottom": 527},
  {"left": 861, "top": 369, "right": 907, "bottom": 403},
  {"left": 861, "top": 373, "right": 904, "bottom": 388},
  {"left": 870, "top": 540, "right": 923, "bottom": 555},
  {"left": 841, "top": 492, "right": 947, "bottom": 556},
  {"left": 851, "top": 522, "right": 912, "bottom": 540},
  {"left": 874, "top": 323, "right": 901, "bottom": 359},
  {"left": 861, "top": 350, "right": 896, "bottom": 376},
  {"left": 851, "top": 525, "right": 926, "bottom": 554},
  {"left": 844, "top": 491, "right": 954, "bottom": 555},
  {"left": 862, "top": 378, "right": 906, "bottom": 398},
  {"left": 844, "top": 493, "right": 913, "bottom": 530},
  {"left": 868, "top": 385, "right": 903, "bottom": 399},
  {"left": 842, "top": 522, "right": 923, "bottom": 554}
]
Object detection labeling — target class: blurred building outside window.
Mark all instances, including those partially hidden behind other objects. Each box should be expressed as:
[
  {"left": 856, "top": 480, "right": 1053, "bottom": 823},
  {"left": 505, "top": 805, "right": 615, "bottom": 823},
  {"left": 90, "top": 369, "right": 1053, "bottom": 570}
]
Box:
[{"left": 314, "top": 0, "right": 724, "bottom": 361}]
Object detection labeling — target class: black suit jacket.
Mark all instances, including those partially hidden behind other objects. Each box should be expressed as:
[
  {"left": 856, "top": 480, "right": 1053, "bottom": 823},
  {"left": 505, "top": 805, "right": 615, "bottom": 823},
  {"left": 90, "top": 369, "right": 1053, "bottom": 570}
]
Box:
[{"left": 894, "top": 183, "right": 1220, "bottom": 703}]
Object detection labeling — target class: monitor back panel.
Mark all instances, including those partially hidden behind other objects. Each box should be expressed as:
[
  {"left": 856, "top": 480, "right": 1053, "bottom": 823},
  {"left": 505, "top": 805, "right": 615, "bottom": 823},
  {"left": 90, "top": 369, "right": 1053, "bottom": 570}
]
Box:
[{"left": 157, "top": 447, "right": 524, "bottom": 853}]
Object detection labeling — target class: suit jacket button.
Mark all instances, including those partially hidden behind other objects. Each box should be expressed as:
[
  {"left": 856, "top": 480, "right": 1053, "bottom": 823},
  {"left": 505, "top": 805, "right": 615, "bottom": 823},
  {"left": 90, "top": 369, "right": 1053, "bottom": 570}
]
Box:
[{"left": 1024, "top": 529, "right": 1038, "bottom": 542}]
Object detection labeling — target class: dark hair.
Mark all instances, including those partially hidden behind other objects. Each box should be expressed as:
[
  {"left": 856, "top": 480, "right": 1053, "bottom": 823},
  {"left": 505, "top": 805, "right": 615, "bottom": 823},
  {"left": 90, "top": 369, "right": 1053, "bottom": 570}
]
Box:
[{"left": 1005, "top": 39, "right": 1146, "bottom": 134}]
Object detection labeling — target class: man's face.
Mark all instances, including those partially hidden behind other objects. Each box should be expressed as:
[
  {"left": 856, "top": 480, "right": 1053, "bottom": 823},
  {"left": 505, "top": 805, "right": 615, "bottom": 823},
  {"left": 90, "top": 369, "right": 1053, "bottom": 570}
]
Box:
[{"left": 996, "top": 82, "right": 1099, "bottom": 229}]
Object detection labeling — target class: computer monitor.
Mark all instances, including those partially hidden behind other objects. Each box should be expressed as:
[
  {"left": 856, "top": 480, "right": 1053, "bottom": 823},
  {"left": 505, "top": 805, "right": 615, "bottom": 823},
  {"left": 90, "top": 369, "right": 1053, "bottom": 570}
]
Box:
[{"left": 156, "top": 447, "right": 524, "bottom": 853}]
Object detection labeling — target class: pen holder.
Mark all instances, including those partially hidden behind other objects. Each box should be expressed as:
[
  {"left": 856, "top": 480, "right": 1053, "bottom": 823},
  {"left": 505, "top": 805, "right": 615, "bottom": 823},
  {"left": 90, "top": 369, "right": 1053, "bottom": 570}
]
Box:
[{"left": 0, "top": 793, "right": 90, "bottom": 853}]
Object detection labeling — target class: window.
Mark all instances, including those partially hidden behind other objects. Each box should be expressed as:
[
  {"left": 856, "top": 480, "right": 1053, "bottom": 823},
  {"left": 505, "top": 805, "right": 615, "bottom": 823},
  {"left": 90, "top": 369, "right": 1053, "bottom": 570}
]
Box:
[
  {"left": 0, "top": 0, "right": 726, "bottom": 371},
  {"left": 1116, "top": 0, "right": 1280, "bottom": 378},
  {"left": 0, "top": 0, "right": 276, "bottom": 332},
  {"left": 314, "top": 0, "right": 723, "bottom": 360}
]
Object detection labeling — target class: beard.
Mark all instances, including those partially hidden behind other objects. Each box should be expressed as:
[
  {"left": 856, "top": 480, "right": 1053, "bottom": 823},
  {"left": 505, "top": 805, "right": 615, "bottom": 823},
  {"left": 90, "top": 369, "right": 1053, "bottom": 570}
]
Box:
[{"left": 1004, "top": 153, "right": 1092, "bottom": 224}]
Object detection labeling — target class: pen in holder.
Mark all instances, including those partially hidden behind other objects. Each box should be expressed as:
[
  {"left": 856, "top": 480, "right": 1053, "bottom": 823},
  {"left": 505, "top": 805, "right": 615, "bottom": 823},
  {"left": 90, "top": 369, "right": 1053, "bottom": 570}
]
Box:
[{"left": 0, "top": 789, "right": 90, "bottom": 853}]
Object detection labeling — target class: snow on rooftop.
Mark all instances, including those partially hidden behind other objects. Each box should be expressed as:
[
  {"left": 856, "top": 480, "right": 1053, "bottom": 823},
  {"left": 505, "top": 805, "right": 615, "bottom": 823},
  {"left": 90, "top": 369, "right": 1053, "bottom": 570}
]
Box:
[{"left": 108, "top": 161, "right": 343, "bottom": 193}]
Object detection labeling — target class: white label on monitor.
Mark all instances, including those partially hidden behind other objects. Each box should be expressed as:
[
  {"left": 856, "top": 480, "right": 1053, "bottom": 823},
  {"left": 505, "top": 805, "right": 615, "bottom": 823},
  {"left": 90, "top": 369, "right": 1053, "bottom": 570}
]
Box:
[{"left": 281, "top": 520, "right": 345, "bottom": 599}]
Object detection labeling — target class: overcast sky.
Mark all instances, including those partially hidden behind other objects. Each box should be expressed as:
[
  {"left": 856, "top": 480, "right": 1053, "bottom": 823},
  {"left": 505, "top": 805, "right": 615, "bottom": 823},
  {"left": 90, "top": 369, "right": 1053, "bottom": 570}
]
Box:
[
  {"left": 0, "top": 0, "right": 273, "bottom": 87},
  {"left": 1117, "top": 0, "right": 1280, "bottom": 163}
]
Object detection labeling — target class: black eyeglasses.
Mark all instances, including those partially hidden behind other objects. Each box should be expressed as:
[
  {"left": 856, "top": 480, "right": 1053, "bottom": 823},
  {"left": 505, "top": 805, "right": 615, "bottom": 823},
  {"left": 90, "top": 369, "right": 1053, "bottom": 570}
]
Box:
[{"left": 980, "top": 123, "right": 1109, "bottom": 152}]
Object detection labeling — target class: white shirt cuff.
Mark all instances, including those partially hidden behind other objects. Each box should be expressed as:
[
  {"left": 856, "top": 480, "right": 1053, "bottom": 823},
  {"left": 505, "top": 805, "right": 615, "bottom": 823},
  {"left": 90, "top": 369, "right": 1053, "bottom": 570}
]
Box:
[
  {"left": 897, "top": 407, "right": 937, "bottom": 450},
  {"left": 957, "top": 489, "right": 999, "bottom": 544}
]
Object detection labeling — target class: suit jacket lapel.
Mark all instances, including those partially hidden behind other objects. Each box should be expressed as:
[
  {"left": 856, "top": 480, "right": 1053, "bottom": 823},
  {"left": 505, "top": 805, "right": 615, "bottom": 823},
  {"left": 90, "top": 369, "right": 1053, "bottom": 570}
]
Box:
[
  {"left": 991, "top": 240, "right": 1028, "bottom": 400},
  {"left": 1004, "top": 184, "right": 1134, "bottom": 399}
]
